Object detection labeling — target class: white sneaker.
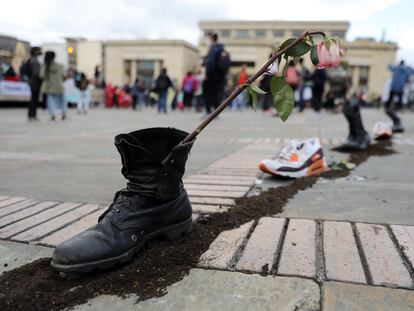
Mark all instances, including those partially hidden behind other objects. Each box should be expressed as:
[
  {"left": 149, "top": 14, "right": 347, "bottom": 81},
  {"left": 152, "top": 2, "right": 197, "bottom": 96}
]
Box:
[
  {"left": 259, "top": 138, "right": 326, "bottom": 178},
  {"left": 373, "top": 122, "right": 392, "bottom": 140}
]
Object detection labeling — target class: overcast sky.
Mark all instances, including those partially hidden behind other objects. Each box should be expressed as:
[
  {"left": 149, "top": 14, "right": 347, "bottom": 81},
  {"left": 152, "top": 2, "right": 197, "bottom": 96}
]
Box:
[{"left": 1, "top": 0, "right": 413, "bottom": 63}]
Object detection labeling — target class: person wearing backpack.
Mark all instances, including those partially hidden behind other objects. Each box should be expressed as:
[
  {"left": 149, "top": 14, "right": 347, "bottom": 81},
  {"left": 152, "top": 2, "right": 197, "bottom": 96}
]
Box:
[
  {"left": 181, "top": 71, "right": 197, "bottom": 109},
  {"left": 203, "top": 33, "right": 230, "bottom": 114},
  {"left": 154, "top": 68, "right": 172, "bottom": 113},
  {"left": 21, "top": 47, "right": 42, "bottom": 121}
]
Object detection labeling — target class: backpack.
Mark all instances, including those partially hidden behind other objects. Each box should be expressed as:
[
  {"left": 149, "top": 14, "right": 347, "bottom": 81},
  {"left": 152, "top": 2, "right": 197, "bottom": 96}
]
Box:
[
  {"left": 286, "top": 67, "right": 299, "bottom": 85},
  {"left": 217, "top": 50, "right": 231, "bottom": 73},
  {"left": 20, "top": 59, "right": 32, "bottom": 81},
  {"left": 183, "top": 78, "right": 194, "bottom": 93},
  {"left": 156, "top": 76, "right": 169, "bottom": 91}
]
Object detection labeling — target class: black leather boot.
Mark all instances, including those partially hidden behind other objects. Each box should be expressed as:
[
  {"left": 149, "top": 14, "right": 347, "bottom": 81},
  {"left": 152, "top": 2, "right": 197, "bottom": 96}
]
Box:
[
  {"left": 51, "top": 128, "right": 195, "bottom": 274},
  {"left": 341, "top": 101, "right": 370, "bottom": 151}
]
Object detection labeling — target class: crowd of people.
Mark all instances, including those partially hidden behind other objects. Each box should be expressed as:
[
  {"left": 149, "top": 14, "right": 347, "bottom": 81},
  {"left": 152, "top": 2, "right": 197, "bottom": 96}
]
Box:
[
  {"left": 0, "top": 47, "right": 97, "bottom": 121},
  {"left": 1, "top": 34, "right": 413, "bottom": 121}
]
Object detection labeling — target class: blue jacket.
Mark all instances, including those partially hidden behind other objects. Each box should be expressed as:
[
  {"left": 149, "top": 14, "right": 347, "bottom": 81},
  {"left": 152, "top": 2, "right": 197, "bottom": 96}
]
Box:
[{"left": 389, "top": 64, "right": 413, "bottom": 92}]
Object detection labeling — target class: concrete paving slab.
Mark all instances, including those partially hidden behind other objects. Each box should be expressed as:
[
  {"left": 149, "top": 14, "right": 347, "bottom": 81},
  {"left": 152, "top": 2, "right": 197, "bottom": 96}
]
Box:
[
  {"left": 324, "top": 221, "right": 366, "bottom": 284},
  {"left": 0, "top": 240, "right": 52, "bottom": 274},
  {"left": 236, "top": 217, "right": 285, "bottom": 272},
  {"left": 279, "top": 145, "right": 414, "bottom": 225},
  {"left": 391, "top": 224, "right": 414, "bottom": 268},
  {"left": 323, "top": 281, "right": 414, "bottom": 311},
  {"left": 278, "top": 219, "right": 316, "bottom": 278},
  {"left": 199, "top": 221, "right": 254, "bottom": 269},
  {"left": 356, "top": 223, "right": 412, "bottom": 288},
  {"left": 74, "top": 269, "right": 320, "bottom": 311}
]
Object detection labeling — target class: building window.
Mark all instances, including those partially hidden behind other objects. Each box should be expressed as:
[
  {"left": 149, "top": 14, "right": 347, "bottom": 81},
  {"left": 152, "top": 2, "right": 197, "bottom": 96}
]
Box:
[
  {"left": 359, "top": 66, "right": 369, "bottom": 87},
  {"left": 204, "top": 30, "right": 212, "bottom": 37},
  {"left": 331, "top": 31, "right": 346, "bottom": 38},
  {"left": 235, "top": 30, "right": 249, "bottom": 39},
  {"left": 292, "top": 31, "right": 304, "bottom": 37},
  {"left": 273, "top": 30, "right": 285, "bottom": 37},
  {"left": 255, "top": 30, "right": 266, "bottom": 38},
  {"left": 221, "top": 30, "right": 231, "bottom": 38},
  {"left": 137, "top": 60, "right": 156, "bottom": 88}
]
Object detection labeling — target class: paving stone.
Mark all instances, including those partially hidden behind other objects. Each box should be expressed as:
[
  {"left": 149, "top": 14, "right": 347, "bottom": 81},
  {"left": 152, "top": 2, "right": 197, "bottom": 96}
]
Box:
[
  {"left": 0, "top": 201, "right": 57, "bottom": 228},
  {"left": 356, "top": 223, "right": 412, "bottom": 288},
  {"left": 0, "top": 199, "right": 40, "bottom": 218},
  {"left": 187, "top": 189, "right": 246, "bottom": 198},
  {"left": 13, "top": 204, "right": 100, "bottom": 242},
  {"left": 323, "top": 281, "right": 414, "bottom": 311},
  {"left": 324, "top": 221, "right": 366, "bottom": 283},
  {"left": 278, "top": 219, "right": 316, "bottom": 278},
  {"left": 199, "top": 170, "right": 257, "bottom": 177},
  {"left": 0, "top": 202, "right": 82, "bottom": 239},
  {"left": 184, "top": 178, "right": 253, "bottom": 186},
  {"left": 0, "top": 196, "right": 26, "bottom": 208},
  {"left": 74, "top": 269, "right": 320, "bottom": 311},
  {"left": 38, "top": 208, "right": 103, "bottom": 246},
  {"left": 199, "top": 221, "right": 254, "bottom": 269},
  {"left": 236, "top": 217, "right": 285, "bottom": 272},
  {"left": 191, "top": 204, "right": 229, "bottom": 213},
  {"left": 0, "top": 240, "right": 53, "bottom": 274},
  {"left": 185, "top": 184, "right": 250, "bottom": 192},
  {"left": 390, "top": 224, "right": 414, "bottom": 268},
  {"left": 187, "top": 174, "right": 254, "bottom": 181},
  {"left": 189, "top": 196, "right": 235, "bottom": 206}
]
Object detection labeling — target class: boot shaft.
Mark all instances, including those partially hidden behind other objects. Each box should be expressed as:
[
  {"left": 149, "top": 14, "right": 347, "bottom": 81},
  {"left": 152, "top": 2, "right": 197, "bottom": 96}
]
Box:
[{"left": 115, "top": 128, "right": 194, "bottom": 200}]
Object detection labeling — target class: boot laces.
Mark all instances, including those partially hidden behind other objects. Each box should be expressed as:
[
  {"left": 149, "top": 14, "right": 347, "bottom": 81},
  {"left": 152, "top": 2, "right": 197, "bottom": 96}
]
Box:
[{"left": 99, "top": 190, "right": 143, "bottom": 220}]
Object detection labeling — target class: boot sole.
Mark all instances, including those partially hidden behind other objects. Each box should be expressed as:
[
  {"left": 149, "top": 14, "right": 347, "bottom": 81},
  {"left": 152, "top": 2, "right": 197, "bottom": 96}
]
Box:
[{"left": 50, "top": 217, "right": 193, "bottom": 274}]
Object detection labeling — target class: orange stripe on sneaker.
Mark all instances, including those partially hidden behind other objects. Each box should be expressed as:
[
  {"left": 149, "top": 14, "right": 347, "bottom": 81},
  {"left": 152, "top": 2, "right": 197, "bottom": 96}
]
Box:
[
  {"left": 289, "top": 153, "right": 299, "bottom": 162},
  {"left": 306, "top": 159, "right": 326, "bottom": 176}
]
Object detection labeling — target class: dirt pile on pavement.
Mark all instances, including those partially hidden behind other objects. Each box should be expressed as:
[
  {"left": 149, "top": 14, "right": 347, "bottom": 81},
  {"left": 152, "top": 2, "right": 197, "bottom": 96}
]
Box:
[{"left": 0, "top": 141, "right": 394, "bottom": 311}]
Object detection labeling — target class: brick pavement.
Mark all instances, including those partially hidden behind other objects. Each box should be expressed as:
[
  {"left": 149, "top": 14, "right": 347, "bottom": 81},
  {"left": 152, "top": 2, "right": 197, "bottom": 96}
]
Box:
[
  {"left": 0, "top": 140, "right": 413, "bottom": 293},
  {"left": 198, "top": 218, "right": 414, "bottom": 289}
]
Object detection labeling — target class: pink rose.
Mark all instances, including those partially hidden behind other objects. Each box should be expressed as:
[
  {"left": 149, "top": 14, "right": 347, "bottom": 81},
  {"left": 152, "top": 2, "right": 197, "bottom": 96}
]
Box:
[{"left": 316, "top": 41, "right": 343, "bottom": 69}]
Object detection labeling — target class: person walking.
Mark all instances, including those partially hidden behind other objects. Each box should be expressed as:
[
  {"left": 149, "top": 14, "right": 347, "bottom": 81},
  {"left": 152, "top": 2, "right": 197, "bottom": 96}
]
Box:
[
  {"left": 40, "top": 51, "right": 65, "bottom": 121},
  {"left": 231, "top": 64, "right": 248, "bottom": 110},
  {"left": 131, "top": 78, "right": 144, "bottom": 110},
  {"left": 22, "top": 47, "right": 42, "bottom": 121},
  {"left": 311, "top": 68, "right": 327, "bottom": 112},
  {"left": 154, "top": 68, "right": 172, "bottom": 113},
  {"left": 203, "top": 33, "right": 230, "bottom": 114},
  {"left": 181, "top": 71, "right": 197, "bottom": 110},
  {"left": 385, "top": 60, "right": 413, "bottom": 132}
]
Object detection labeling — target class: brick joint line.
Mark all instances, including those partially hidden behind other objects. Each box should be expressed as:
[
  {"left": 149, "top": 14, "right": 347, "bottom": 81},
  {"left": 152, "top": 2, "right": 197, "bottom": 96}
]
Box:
[{"left": 386, "top": 225, "right": 414, "bottom": 287}]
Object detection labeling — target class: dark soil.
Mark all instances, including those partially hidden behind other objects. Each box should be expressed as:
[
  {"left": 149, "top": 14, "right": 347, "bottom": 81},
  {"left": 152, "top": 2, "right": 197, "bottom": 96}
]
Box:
[{"left": 0, "top": 141, "right": 395, "bottom": 311}]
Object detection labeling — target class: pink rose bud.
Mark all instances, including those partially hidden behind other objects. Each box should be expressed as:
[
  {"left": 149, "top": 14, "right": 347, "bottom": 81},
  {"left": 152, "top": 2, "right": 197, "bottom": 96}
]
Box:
[{"left": 316, "top": 40, "right": 343, "bottom": 69}]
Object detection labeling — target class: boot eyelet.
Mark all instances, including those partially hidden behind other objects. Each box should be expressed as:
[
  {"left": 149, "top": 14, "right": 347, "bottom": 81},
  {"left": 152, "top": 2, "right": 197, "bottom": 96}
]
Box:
[
  {"left": 131, "top": 234, "right": 138, "bottom": 242},
  {"left": 170, "top": 159, "right": 175, "bottom": 164}
]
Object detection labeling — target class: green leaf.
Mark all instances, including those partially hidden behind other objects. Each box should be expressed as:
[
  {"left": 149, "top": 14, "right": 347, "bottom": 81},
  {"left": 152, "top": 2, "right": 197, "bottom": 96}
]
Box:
[
  {"left": 274, "top": 80, "right": 294, "bottom": 122},
  {"left": 278, "top": 38, "right": 311, "bottom": 57},
  {"left": 310, "top": 45, "right": 319, "bottom": 66},
  {"left": 250, "top": 84, "right": 266, "bottom": 94},
  {"left": 270, "top": 76, "right": 283, "bottom": 97},
  {"left": 248, "top": 87, "right": 258, "bottom": 112}
]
